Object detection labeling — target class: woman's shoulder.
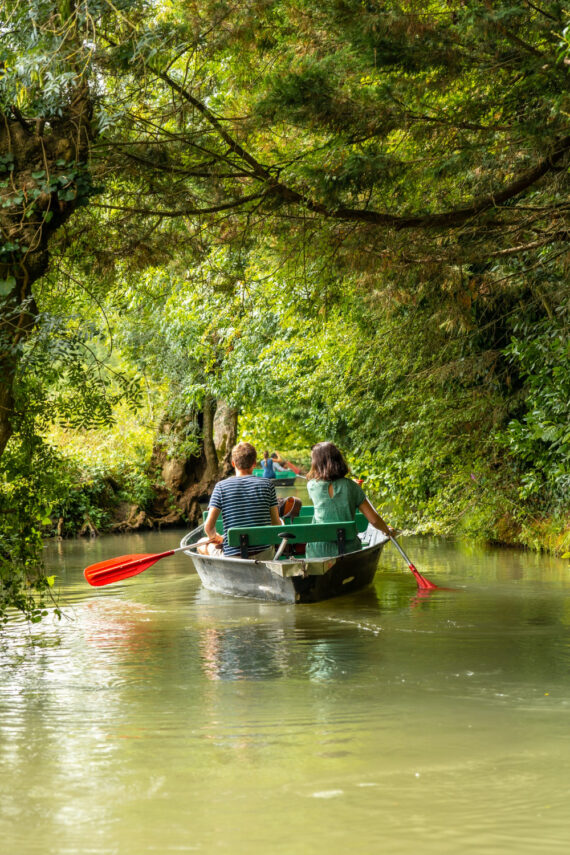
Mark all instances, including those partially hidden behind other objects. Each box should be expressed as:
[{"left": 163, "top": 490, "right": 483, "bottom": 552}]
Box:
[
  {"left": 342, "top": 476, "right": 366, "bottom": 501},
  {"left": 332, "top": 476, "right": 360, "bottom": 495},
  {"left": 307, "top": 477, "right": 328, "bottom": 492}
]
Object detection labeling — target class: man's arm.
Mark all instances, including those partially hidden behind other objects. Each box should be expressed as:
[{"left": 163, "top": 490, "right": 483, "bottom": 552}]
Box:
[
  {"left": 204, "top": 507, "right": 223, "bottom": 543},
  {"left": 270, "top": 506, "right": 284, "bottom": 526}
]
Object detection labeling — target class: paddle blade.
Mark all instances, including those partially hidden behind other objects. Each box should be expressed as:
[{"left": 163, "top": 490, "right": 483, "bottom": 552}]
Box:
[
  {"left": 409, "top": 563, "right": 438, "bottom": 590},
  {"left": 84, "top": 551, "right": 174, "bottom": 587},
  {"left": 389, "top": 536, "right": 438, "bottom": 590}
]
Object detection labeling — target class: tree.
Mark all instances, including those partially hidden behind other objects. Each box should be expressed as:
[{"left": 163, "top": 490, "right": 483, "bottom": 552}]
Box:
[
  {"left": 1, "top": 0, "right": 568, "bottom": 603},
  {"left": 3, "top": 1, "right": 568, "bottom": 464},
  {"left": 95, "top": 1, "right": 569, "bottom": 256},
  {"left": 113, "top": 262, "right": 243, "bottom": 525},
  {"left": 0, "top": 2, "right": 108, "bottom": 454}
]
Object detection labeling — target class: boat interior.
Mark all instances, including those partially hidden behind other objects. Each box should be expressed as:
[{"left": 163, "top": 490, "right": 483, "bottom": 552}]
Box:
[{"left": 201, "top": 508, "right": 370, "bottom": 559}]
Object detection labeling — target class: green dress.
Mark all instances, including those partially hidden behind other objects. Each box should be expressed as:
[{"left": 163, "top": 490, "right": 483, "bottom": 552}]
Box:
[{"left": 305, "top": 477, "right": 366, "bottom": 559}]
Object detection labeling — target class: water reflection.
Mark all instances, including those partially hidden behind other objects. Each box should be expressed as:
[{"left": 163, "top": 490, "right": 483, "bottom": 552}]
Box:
[
  {"left": 3, "top": 527, "right": 570, "bottom": 855},
  {"left": 199, "top": 625, "right": 290, "bottom": 681},
  {"left": 194, "top": 587, "right": 384, "bottom": 682}
]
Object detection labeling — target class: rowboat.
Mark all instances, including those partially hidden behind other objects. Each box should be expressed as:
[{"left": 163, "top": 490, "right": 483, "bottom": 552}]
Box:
[
  {"left": 179, "top": 509, "right": 388, "bottom": 604},
  {"left": 252, "top": 467, "right": 297, "bottom": 487}
]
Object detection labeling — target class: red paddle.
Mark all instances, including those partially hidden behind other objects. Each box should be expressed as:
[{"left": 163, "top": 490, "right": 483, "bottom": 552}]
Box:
[
  {"left": 389, "top": 536, "right": 438, "bottom": 590},
  {"left": 84, "top": 545, "right": 195, "bottom": 587},
  {"left": 84, "top": 535, "right": 437, "bottom": 591}
]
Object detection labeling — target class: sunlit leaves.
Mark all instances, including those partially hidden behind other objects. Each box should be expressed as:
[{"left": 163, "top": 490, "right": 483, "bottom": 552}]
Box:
[{"left": 500, "top": 317, "right": 570, "bottom": 509}]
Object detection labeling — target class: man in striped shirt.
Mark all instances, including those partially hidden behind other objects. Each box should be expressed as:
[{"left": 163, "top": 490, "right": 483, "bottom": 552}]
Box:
[{"left": 199, "top": 442, "right": 282, "bottom": 559}]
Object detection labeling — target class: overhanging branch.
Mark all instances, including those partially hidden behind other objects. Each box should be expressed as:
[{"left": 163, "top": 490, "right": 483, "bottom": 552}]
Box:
[
  {"left": 144, "top": 62, "right": 570, "bottom": 233},
  {"left": 92, "top": 191, "right": 266, "bottom": 217}
]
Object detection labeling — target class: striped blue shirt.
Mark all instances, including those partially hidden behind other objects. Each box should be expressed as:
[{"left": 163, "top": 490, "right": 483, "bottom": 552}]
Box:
[{"left": 208, "top": 475, "right": 277, "bottom": 556}]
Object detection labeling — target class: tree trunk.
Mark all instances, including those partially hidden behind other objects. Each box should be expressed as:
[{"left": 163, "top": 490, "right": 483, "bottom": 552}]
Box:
[
  {"left": 213, "top": 399, "right": 238, "bottom": 478},
  {"left": 202, "top": 394, "right": 219, "bottom": 482},
  {"left": 146, "top": 398, "right": 238, "bottom": 530},
  {"left": 0, "top": 374, "right": 15, "bottom": 459},
  {"left": 0, "top": 87, "right": 93, "bottom": 461}
]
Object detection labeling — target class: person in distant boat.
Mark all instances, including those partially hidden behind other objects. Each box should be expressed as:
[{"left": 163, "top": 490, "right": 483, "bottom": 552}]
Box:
[
  {"left": 271, "top": 452, "right": 305, "bottom": 475},
  {"left": 270, "top": 452, "right": 288, "bottom": 472},
  {"left": 305, "top": 441, "right": 392, "bottom": 559},
  {"left": 197, "top": 442, "right": 283, "bottom": 559},
  {"left": 261, "top": 450, "right": 277, "bottom": 478}
]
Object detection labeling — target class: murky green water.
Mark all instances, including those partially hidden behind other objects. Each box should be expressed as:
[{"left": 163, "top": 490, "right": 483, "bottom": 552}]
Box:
[{"left": 2, "top": 515, "right": 570, "bottom": 854}]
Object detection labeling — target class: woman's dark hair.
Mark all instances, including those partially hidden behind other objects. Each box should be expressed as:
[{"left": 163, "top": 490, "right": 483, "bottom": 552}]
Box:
[
  {"left": 308, "top": 442, "right": 349, "bottom": 481},
  {"left": 263, "top": 450, "right": 269, "bottom": 459}
]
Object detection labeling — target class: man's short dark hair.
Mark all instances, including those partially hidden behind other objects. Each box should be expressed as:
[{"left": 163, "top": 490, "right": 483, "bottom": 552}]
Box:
[{"left": 231, "top": 441, "right": 257, "bottom": 469}]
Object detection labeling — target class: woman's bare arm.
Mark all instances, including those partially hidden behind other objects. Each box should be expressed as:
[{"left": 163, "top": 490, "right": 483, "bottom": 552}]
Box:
[{"left": 359, "top": 498, "right": 392, "bottom": 536}]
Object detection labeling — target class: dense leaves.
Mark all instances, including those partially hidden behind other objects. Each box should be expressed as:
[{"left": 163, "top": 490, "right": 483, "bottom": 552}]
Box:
[
  {"left": 1, "top": 0, "right": 569, "bottom": 621},
  {"left": 501, "top": 314, "right": 570, "bottom": 509}
]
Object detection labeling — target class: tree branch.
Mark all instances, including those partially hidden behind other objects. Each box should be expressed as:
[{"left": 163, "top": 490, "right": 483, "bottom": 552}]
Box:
[
  {"left": 135, "top": 59, "right": 570, "bottom": 233},
  {"left": 91, "top": 191, "right": 266, "bottom": 217},
  {"left": 149, "top": 65, "right": 271, "bottom": 182},
  {"left": 329, "top": 134, "right": 570, "bottom": 229},
  {"left": 523, "top": 1, "right": 561, "bottom": 23}
]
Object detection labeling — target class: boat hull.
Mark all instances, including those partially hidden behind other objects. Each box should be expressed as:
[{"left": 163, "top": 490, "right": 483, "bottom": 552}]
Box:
[
  {"left": 252, "top": 469, "right": 297, "bottom": 487},
  {"left": 181, "top": 526, "right": 386, "bottom": 604}
]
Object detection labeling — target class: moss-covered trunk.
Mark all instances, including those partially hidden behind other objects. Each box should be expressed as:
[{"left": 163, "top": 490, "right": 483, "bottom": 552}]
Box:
[
  {"left": 0, "top": 91, "right": 93, "bottom": 460},
  {"left": 123, "top": 398, "right": 238, "bottom": 532}
]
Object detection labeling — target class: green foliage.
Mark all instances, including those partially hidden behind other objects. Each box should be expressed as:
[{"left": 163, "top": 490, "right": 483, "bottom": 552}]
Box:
[
  {"left": 0, "top": 275, "right": 145, "bottom": 618},
  {"left": 0, "top": 0, "right": 148, "bottom": 113},
  {"left": 1, "top": 0, "right": 569, "bottom": 634},
  {"left": 500, "top": 315, "right": 570, "bottom": 510},
  {"left": 0, "top": 433, "right": 62, "bottom": 624},
  {"left": 222, "top": 244, "right": 568, "bottom": 549},
  {"left": 1, "top": 421, "right": 155, "bottom": 562}
]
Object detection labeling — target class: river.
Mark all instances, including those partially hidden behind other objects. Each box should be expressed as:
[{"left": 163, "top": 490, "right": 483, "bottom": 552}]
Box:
[{"left": 1, "top": 501, "right": 570, "bottom": 854}]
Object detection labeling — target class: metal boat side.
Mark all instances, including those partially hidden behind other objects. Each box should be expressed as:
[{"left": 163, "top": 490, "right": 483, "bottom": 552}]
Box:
[{"left": 180, "top": 525, "right": 387, "bottom": 604}]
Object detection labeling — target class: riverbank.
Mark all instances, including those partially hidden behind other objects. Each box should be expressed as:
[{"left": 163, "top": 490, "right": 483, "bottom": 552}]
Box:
[{"left": 45, "top": 464, "right": 570, "bottom": 558}]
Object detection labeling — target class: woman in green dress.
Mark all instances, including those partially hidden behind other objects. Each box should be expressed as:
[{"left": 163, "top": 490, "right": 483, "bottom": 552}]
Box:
[{"left": 306, "top": 442, "right": 392, "bottom": 559}]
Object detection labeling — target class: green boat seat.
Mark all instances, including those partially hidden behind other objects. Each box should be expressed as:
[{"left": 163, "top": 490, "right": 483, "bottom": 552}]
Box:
[
  {"left": 202, "top": 509, "right": 367, "bottom": 535},
  {"left": 200, "top": 512, "right": 297, "bottom": 533},
  {"left": 227, "top": 520, "right": 358, "bottom": 559},
  {"left": 295, "top": 507, "right": 368, "bottom": 532},
  {"left": 200, "top": 511, "right": 298, "bottom": 533}
]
